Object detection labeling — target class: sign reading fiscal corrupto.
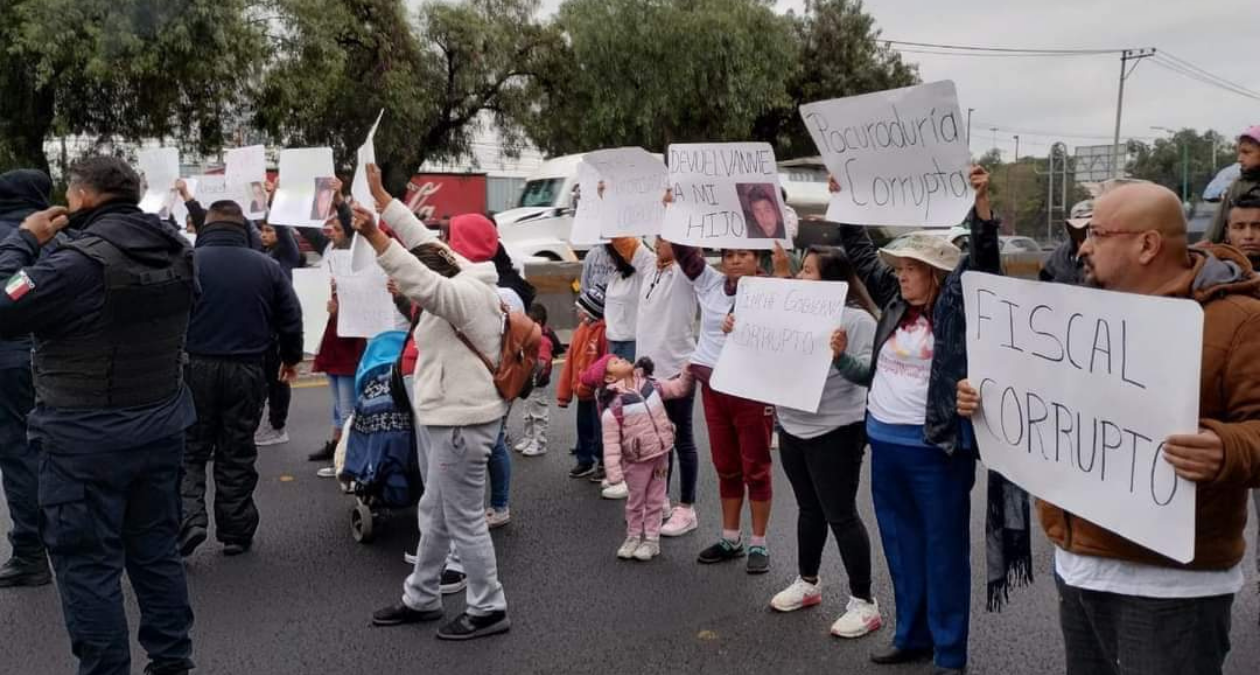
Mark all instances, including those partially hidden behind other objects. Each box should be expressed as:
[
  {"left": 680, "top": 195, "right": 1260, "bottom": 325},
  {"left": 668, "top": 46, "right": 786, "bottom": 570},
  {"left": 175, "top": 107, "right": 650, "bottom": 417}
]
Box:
[{"left": 962, "top": 272, "right": 1203, "bottom": 563}]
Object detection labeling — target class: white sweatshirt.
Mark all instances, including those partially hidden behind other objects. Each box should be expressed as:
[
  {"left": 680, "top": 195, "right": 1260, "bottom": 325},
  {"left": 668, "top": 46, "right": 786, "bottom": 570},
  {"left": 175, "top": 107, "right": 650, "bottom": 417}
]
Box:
[
  {"left": 376, "top": 199, "right": 508, "bottom": 427},
  {"left": 634, "top": 262, "right": 697, "bottom": 379},
  {"left": 603, "top": 244, "right": 657, "bottom": 341}
]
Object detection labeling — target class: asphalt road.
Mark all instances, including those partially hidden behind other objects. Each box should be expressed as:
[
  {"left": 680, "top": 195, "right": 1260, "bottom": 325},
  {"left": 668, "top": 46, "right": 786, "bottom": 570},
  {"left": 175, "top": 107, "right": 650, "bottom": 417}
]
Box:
[{"left": 2, "top": 385, "right": 1257, "bottom": 675}]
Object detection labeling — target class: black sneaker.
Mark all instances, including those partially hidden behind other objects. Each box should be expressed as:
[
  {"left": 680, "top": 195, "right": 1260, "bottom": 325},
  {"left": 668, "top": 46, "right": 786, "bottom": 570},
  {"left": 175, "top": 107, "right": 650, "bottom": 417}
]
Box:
[
  {"left": 586, "top": 466, "right": 607, "bottom": 483},
  {"left": 440, "top": 569, "right": 468, "bottom": 595},
  {"left": 0, "top": 554, "right": 51, "bottom": 588},
  {"left": 870, "top": 644, "right": 934, "bottom": 665},
  {"left": 222, "top": 541, "right": 252, "bottom": 557},
  {"left": 436, "top": 610, "right": 511, "bottom": 641},
  {"left": 697, "top": 539, "right": 745, "bottom": 564},
  {"left": 179, "top": 526, "right": 208, "bottom": 558},
  {"left": 372, "top": 602, "right": 444, "bottom": 627},
  {"left": 308, "top": 440, "right": 335, "bottom": 462},
  {"left": 568, "top": 462, "right": 596, "bottom": 478},
  {"left": 746, "top": 545, "right": 770, "bottom": 574}
]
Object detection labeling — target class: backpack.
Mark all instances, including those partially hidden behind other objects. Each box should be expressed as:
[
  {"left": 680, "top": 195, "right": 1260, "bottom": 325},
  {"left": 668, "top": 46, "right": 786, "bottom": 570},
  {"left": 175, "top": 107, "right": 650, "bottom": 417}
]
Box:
[{"left": 453, "top": 302, "right": 542, "bottom": 401}]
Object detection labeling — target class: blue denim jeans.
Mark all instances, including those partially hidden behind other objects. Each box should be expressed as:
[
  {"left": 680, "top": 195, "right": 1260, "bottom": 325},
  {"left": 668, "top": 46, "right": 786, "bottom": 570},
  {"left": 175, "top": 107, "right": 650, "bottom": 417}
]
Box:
[
  {"left": 575, "top": 399, "right": 603, "bottom": 467},
  {"left": 869, "top": 432, "right": 976, "bottom": 670},
  {"left": 487, "top": 418, "right": 510, "bottom": 510},
  {"left": 327, "top": 374, "right": 356, "bottom": 431},
  {"left": 608, "top": 340, "right": 636, "bottom": 362}
]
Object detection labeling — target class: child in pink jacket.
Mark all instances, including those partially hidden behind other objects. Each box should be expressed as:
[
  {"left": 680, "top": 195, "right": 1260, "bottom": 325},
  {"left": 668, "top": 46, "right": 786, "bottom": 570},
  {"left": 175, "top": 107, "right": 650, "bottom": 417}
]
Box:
[{"left": 581, "top": 355, "right": 693, "bottom": 561}]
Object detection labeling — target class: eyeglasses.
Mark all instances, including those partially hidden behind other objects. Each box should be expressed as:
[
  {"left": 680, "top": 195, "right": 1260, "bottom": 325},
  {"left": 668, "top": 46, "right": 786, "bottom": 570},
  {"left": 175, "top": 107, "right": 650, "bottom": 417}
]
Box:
[{"left": 1085, "top": 225, "right": 1149, "bottom": 241}]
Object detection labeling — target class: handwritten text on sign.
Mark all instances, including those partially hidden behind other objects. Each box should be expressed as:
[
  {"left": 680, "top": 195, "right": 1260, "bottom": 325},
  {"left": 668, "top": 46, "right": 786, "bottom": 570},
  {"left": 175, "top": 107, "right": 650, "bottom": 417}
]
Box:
[
  {"left": 661, "top": 142, "right": 790, "bottom": 250},
  {"left": 711, "top": 277, "right": 848, "bottom": 412},
  {"left": 962, "top": 272, "right": 1202, "bottom": 563},
  {"left": 577, "top": 147, "right": 667, "bottom": 238},
  {"left": 801, "top": 81, "right": 973, "bottom": 227}
]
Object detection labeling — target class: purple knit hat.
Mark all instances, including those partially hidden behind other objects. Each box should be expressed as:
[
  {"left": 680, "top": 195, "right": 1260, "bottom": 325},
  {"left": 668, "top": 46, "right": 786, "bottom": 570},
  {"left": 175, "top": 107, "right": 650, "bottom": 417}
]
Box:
[{"left": 580, "top": 354, "right": 615, "bottom": 390}]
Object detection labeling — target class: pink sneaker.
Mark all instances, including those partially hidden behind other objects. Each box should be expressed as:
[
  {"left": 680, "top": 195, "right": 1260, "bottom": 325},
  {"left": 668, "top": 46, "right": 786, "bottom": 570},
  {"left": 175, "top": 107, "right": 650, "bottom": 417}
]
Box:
[{"left": 660, "top": 505, "right": 697, "bottom": 537}]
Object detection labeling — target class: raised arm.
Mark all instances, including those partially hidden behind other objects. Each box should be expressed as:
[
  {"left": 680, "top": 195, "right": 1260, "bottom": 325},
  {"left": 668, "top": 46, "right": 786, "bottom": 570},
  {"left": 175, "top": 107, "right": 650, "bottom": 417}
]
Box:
[
  {"left": 837, "top": 224, "right": 899, "bottom": 307},
  {"left": 963, "top": 165, "right": 1001, "bottom": 275},
  {"left": 368, "top": 163, "right": 438, "bottom": 251}
]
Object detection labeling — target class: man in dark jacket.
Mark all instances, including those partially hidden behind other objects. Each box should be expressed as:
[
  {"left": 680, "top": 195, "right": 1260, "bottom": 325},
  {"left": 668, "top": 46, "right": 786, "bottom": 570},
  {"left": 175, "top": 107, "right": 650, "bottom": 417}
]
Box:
[
  {"left": 1040, "top": 200, "right": 1090, "bottom": 285},
  {"left": 0, "top": 156, "right": 196, "bottom": 675},
  {"left": 180, "top": 200, "right": 303, "bottom": 557},
  {"left": 0, "top": 169, "right": 52, "bottom": 588}
]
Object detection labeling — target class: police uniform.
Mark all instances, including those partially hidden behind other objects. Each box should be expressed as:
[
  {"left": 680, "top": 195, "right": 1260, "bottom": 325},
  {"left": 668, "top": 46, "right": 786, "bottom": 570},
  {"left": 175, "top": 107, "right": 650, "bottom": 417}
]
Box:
[{"left": 0, "top": 198, "right": 197, "bottom": 675}]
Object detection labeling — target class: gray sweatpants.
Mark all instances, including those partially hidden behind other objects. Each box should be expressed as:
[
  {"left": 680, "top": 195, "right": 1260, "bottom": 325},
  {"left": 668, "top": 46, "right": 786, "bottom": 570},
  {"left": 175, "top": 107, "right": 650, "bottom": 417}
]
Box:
[
  {"left": 1254, "top": 491, "right": 1259, "bottom": 572},
  {"left": 403, "top": 421, "right": 506, "bottom": 616}
]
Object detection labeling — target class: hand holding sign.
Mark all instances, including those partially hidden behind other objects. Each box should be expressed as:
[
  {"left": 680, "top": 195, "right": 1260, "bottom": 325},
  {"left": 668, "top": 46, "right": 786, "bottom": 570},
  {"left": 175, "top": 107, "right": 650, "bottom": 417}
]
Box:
[{"left": 366, "top": 164, "right": 391, "bottom": 213}]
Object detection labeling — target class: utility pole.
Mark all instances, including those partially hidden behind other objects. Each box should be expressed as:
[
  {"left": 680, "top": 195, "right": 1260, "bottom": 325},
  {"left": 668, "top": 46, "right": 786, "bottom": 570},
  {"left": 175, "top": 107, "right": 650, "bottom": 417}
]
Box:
[
  {"left": 1008, "top": 135, "right": 1020, "bottom": 235},
  {"left": 1111, "top": 48, "right": 1157, "bottom": 179}
]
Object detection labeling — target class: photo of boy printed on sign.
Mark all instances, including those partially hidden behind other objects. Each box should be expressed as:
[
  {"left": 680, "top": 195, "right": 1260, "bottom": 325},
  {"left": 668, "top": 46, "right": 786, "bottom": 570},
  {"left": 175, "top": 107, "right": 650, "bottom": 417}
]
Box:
[
  {"left": 737, "top": 183, "right": 786, "bottom": 239},
  {"left": 312, "top": 177, "right": 338, "bottom": 220}
]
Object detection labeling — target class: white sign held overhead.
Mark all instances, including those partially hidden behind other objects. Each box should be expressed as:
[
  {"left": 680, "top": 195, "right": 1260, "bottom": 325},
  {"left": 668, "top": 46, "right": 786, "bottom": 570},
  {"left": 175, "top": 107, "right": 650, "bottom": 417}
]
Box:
[
  {"left": 137, "top": 148, "right": 181, "bottom": 218},
  {"left": 576, "top": 148, "right": 668, "bottom": 238},
  {"left": 962, "top": 272, "right": 1202, "bottom": 563},
  {"left": 661, "top": 142, "right": 790, "bottom": 250},
  {"left": 710, "top": 277, "right": 848, "bottom": 412},
  {"left": 270, "top": 148, "right": 337, "bottom": 227},
  {"left": 350, "top": 111, "right": 385, "bottom": 272},
  {"left": 171, "top": 177, "right": 198, "bottom": 227},
  {"left": 801, "top": 80, "right": 974, "bottom": 227},
  {"left": 226, "top": 145, "right": 269, "bottom": 219},
  {"left": 570, "top": 161, "right": 607, "bottom": 246}
]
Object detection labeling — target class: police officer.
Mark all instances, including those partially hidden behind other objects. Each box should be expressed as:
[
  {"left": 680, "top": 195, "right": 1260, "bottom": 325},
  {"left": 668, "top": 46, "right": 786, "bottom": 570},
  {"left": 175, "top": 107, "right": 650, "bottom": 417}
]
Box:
[
  {"left": 0, "top": 169, "right": 52, "bottom": 588},
  {"left": 0, "top": 157, "right": 196, "bottom": 675},
  {"left": 180, "top": 200, "right": 303, "bottom": 557}
]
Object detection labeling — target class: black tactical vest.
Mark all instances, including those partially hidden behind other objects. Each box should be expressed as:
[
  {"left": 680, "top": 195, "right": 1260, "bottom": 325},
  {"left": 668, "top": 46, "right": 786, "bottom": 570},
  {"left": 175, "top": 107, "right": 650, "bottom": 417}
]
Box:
[{"left": 32, "top": 235, "right": 195, "bottom": 409}]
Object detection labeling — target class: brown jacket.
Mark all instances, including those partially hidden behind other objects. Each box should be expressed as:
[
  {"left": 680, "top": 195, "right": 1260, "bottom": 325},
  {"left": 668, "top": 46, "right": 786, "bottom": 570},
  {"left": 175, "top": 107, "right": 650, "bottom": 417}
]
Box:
[{"left": 1039, "top": 244, "right": 1260, "bottom": 570}]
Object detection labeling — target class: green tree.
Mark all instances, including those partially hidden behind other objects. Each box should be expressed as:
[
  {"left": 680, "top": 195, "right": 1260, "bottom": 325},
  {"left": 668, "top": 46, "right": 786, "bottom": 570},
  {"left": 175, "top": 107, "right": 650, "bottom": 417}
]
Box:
[
  {"left": 1, "top": 0, "right": 268, "bottom": 174},
  {"left": 1125, "top": 129, "right": 1230, "bottom": 206},
  {"left": 255, "top": 0, "right": 562, "bottom": 192},
  {"left": 754, "top": 0, "right": 918, "bottom": 158}
]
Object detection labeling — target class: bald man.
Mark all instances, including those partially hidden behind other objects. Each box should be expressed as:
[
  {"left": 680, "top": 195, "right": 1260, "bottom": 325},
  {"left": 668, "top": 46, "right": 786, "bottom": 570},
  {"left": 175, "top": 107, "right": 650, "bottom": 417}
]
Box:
[{"left": 959, "top": 182, "right": 1260, "bottom": 675}]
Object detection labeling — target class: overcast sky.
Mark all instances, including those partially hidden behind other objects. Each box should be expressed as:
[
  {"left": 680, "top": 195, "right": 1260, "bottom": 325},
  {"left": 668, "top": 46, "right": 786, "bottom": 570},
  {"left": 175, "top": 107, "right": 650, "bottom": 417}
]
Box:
[{"left": 454, "top": 0, "right": 1260, "bottom": 161}]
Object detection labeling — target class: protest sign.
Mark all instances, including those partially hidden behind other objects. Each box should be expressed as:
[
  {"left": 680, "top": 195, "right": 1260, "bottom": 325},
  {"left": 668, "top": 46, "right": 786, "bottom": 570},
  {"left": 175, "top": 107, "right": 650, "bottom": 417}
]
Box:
[
  {"left": 962, "top": 272, "right": 1202, "bottom": 563},
  {"left": 270, "top": 148, "right": 336, "bottom": 227},
  {"left": 801, "top": 81, "right": 973, "bottom": 227},
  {"left": 710, "top": 277, "right": 848, "bottom": 412},
  {"left": 171, "top": 177, "right": 198, "bottom": 227},
  {"left": 575, "top": 148, "right": 667, "bottom": 238},
  {"left": 350, "top": 111, "right": 385, "bottom": 272},
  {"left": 660, "top": 143, "right": 789, "bottom": 250},
  {"left": 570, "top": 160, "right": 607, "bottom": 246},
  {"left": 226, "top": 145, "right": 269, "bottom": 219},
  {"left": 326, "top": 249, "right": 398, "bottom": 339},
  {"left": 291, "top": 267, "right": 331, "bottom": 355},
  {"left": 137, "top": 148, "right": 180, "bottom": 218}
]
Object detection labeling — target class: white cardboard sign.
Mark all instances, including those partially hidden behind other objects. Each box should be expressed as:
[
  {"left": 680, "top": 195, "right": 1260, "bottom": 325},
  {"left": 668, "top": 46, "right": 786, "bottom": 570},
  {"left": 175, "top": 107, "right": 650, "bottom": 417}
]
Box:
[
  {"left": 962, "top": 272, "right": 1202, "bottom": 563},
  {"left": 226, "top": 145, "right": 269, "bottom": 219},
  {"left": 801, "top": 81, "right": 974, "bottom": 227},
  {"left": 326, "top": 249, "right": 397, "bottom": 339},
  {"left": 270, "top": 148, "right": 336, "bottom": 227},
  {"left": 350, "top": 111, "right": 385, "bottom": 273},
  {"left": 661, "top": 143, "right": 790, "bottom": 250},
  {"left": 570, "top": 161, "right": 608, "bottom": 246},
  {"left": 137, "top": 147, "right": 180, "bottom": 218},
  {"left": 576, "top": 148, "right": 667, "bottom": 238},
  {"left": 711, "top": 277, "right": 848, "bottom": 412}
]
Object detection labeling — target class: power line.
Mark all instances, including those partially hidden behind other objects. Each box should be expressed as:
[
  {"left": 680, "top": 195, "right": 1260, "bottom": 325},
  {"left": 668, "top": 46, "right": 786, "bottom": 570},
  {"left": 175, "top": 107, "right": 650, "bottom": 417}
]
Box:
[
  {"left": 974, "top": 121, "right": 1161, "bottom": 143},
  {"left": 892, "top": 48, "right": 1107, "bottom": 59},
  {"left": 882, "top": 39, "right": 1123, "bottom": 55},
  {"left": 1159, "top": 52, "right": 1260, "bottom": 98},
  {"left": 1148, "top": 55, "right": 1260, "bottom": 102}
]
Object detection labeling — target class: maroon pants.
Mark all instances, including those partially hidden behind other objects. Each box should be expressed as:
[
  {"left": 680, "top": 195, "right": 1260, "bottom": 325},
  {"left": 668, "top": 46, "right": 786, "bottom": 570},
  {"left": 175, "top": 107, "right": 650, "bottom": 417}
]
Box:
[{"left": 699, "top": 382, "right": 774, "bottom": 502}]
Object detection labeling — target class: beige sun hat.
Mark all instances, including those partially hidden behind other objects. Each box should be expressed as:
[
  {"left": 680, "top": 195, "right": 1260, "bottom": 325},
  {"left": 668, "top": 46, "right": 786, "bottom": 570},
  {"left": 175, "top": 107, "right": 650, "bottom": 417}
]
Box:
[
  {"left": 1065, "top": 200, "right": 1094, "bottom": 230},
  {"left": 878, "top": 233, "right": 961, "bottom": 273}
]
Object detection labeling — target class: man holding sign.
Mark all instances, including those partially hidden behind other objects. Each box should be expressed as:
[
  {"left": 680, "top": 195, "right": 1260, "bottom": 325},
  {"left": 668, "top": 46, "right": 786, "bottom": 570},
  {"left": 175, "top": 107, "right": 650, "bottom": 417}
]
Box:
[{"left": 959, "top": 183, "right": 1260, "bottom": 675}]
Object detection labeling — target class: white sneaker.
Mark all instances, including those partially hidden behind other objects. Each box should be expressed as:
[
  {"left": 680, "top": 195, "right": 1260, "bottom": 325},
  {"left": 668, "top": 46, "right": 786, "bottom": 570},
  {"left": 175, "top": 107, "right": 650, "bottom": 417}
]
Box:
[
  {"left": 254, "top": 425, "right": 289, "bottom": 446},
  {"left": 830, "top": 596, "right": 883, "bottom": 638},
  {"left": 316, "top": 466, "right": 337, "bottom": 479},
  {"left": 487, "top": 508, "right": 511, "bottom": 529},
  {"left": 521, "top": 443, "right": 547, "bottom": 457},
  {"left": 601, "top": 482, "right": 629, "bottom": 500},
  {"left": 633, "top": 539, "right": 661, "bottom": 561},
  {"left": 404, "top": 550, "right": 417, "bottom": 565},
  {"left": 513, "top": 437, "right": 532, "bottom": 452},
  {"left": 617, "top": 535, "right": 642, "bottom": 559},
  {"left": 660, "top": 505, "right": 698, "bottom": 537},
  {"left": 770, "top": 577, "right": 823, "bottom": 612}
]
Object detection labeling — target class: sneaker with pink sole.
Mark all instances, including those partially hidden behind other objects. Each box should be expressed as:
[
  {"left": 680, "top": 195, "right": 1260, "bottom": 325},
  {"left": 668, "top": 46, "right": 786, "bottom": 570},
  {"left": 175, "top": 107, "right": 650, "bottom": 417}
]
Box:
[
  {"left": 770, "top": 576, "right": 822, "bottom": 612},
  {"left": 830, "top": 596, "right": 882, "bottom": 638},
  {"left": 660, "top": 505, "right": 697, "bottom": 537}
]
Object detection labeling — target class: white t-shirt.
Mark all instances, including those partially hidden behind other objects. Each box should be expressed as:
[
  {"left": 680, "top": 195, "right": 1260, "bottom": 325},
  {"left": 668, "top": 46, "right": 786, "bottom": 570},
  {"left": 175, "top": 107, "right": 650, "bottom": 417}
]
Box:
[
  {"left": 1055, "top": 548, "right": 1244, "bottom": 599},
  {"left": 604, "top": 245, "right": 656, "bottom": 341},
  {"left": 867, "top": 313, "right": 934, "bottom": 425},
  {"left": 634, "top": 263, "right": 698, "bottom": 379},
  {"left": 685, "top": 263, "right": 734, "bottom": 369}
]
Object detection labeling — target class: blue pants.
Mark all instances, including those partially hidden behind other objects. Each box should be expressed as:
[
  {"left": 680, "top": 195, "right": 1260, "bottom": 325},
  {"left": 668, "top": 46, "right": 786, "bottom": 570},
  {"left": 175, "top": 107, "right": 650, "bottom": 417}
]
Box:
[
  {"left": 487, "top": 418, "right": 510, "bottom": 510},
  {"left": 0, "top": 366, "right": 42, "bottom": 558},
  {"left": 870, "top": 437, "right": 976, "bottom": 670},
  {"left": 575, "top": 399, "right": 603, "bottom": 467},
  {"left": 608, "top": 340, "right": 636, "bottom": 361},
  {"left": 38, "top": 432, "right": 195, "bottom": 675},
  {"left": 327, "top": 374, "right": 356, "bottom": 430}
]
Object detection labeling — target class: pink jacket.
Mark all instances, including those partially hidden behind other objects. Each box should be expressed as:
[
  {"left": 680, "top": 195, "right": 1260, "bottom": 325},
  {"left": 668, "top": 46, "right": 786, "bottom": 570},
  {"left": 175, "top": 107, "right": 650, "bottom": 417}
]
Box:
[{"left": 599, "top": 368, "right": 694, "bottom": 484}]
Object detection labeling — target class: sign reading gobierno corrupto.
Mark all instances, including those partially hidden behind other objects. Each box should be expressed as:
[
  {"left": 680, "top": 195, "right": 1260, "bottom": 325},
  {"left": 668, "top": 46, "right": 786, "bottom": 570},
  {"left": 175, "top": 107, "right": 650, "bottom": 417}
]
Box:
[{"left": 962, "top": 272, "right": 1202, "bottom": 563}]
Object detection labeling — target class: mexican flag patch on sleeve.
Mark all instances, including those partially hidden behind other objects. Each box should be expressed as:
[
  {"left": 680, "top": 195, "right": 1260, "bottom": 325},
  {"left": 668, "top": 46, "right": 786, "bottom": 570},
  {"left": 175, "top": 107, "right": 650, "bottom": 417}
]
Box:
[{"left": 4, "top": 271, "right": 34, "bottom": 301}]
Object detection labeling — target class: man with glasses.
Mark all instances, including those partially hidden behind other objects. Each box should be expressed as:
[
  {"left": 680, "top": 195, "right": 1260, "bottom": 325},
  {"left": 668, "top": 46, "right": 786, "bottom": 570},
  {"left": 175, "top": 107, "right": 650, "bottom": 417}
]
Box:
[{"left": 960, "top": 182, "right": 1260, "bottom": 675}]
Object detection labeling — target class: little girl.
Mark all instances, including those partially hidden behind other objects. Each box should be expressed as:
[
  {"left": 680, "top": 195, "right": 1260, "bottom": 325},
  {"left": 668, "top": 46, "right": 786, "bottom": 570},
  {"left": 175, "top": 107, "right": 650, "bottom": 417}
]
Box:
[{"left": 580, "top": 356, "right": 693, "bottom": 561}]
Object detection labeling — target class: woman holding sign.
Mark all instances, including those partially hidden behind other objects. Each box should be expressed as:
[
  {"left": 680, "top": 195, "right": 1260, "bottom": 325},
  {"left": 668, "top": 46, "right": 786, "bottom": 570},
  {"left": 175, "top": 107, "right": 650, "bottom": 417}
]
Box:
[
  {"left": 722, "top": 245, "right": 884, "bottom": 638},
  {"left": 831, "top": 166, "right": 1000, "bottom": 675}
]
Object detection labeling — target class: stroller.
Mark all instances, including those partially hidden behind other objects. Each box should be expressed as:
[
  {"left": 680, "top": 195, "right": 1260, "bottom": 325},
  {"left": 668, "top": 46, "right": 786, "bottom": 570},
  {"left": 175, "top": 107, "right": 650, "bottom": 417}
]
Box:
[{"left": 341, "top": 330, "right": 424, "bottom": 543}]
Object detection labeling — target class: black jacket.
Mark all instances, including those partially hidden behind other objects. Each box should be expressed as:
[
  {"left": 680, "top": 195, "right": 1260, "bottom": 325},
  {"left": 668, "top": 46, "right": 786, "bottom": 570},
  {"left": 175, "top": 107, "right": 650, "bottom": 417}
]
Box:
[
  {"left": 186, "top": 223, "right": 303, "bottom": 364},
  {"left": 0, "top": 169, "right": 51, "bottom": 368},
  {"left": 838, "top": 207, "right": 1002, "bottom": 456},
  {"left": 1039, "top": 239, "right": 1082, "bottom": 285}
]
